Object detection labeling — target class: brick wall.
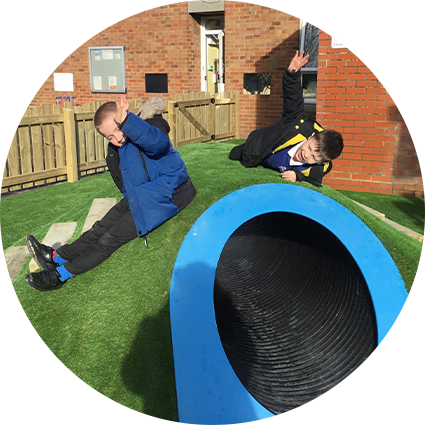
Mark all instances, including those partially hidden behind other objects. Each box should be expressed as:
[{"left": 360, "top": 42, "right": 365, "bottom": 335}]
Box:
[
  {"left": 394, "top": 0, "right": 418, "bottom": 196},
  {"left": 29, "top": 3, "right": 200, "bottom": 107},
  {"left": 0, "top": 0, "right": 12, "bottom": 106},
  {"left": 317, "top": 31, "right": 423, "bottom": 196},
  {"left": 224, "top": 1, "right": 300, "bottom": 138},
  {"left": 25, "top": 2, "right": 422, "bottom": 196}
]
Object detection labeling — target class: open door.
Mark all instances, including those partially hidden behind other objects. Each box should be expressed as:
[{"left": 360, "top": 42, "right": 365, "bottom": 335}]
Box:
[{"left": 201, "top": 16, "right": 225, "bottom": 94}]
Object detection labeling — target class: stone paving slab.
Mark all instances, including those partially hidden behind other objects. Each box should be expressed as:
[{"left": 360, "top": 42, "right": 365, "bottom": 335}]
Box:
[
  {"left": 353, "top": 201, "right": 385, "bottom": 220},
  {"left": 81, "top": 198, "right": 116, "bottom": 234},
  {"left": 5, "top": 246, "right": 31, "bottom": 281},
  {"left": 29, "top": 222, "right": 77, "bottom": 272},
  {"left": 384, "top": 217, "right": 424, "bottom": 243},
  {"left": 354, "top": 201, "right": 423, "bottom": 243}
]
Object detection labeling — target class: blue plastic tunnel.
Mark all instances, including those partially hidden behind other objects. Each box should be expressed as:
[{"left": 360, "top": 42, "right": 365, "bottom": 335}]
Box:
[{"left": 170, "top": 184, "right": 408, "bottom": 424}]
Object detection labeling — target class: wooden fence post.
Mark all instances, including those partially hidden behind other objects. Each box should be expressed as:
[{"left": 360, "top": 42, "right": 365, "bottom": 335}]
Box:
[
  {"left": 63, "top": 108, "right": 78, "bottom": 183},
  {"left": 235, "top": 91, "right": 241, "bottom": 140},
  {"left": 18, "top": 109, "right": 32, "bottom": 188},
  {"left": 209, "top": 98, "right": 215, "bottom": 140},
  {"left": 53, "top": 104, "right": 66, "bottom": 168},
  {"left": 41, "top": 104, "right": 56, "bottom": 179},
  {"left": 29, "top": 106, "right": 43, "bottom": 174},
  {"left": 168, "top": 100, "right": 175, "bottom": 148}
]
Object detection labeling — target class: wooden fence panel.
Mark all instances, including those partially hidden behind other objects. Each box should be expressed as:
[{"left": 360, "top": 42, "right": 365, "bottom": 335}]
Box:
[
  {"left": 41, "top": 104, "right": 55, "bottom": 171},
  {"left": 53, "top": 104, "right": 66, "bottom": 169},
  {"left": 3, "top": 93, "right": 240, "bottom": 193},
  {"left": 93, "top": 101, "right": 104, "bottom": 161},
  {"left": 216, "top": 94, "right": 229, "bottom": 136},
  {"left": 18, "top": 112, "right": 32, "bottom": 189},
  {"left": 29, "top": 106, "right": 44, "bottom": 174},
  {"left": 84, "top": 103, "right": 96, "bottom": 164},
  {"left": 75, "top": 105, "right": 86, "bottom": 165},
  {"left": 6, "top": 133, "right": 21, "bottom": 192}
]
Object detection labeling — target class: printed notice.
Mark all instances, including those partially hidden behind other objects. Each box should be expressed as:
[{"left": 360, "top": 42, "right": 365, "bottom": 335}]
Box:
[
  {"left": 93, "top": 76, "right": 102, "bottom": 91},
  {"left": 332, "top": 6, "right": 388, "bottom": 49},
  {"left": 114, "top": 53, "right": 121, "bottom": 60},
  {"left": 102, "top": 49, "right": 114, "bottom": 60},
  {"left": 108, "top": 76, "right": 117, "bottom": 90},
  {"left": 94, "top": 51, "right": 101, "bottom": 60}
]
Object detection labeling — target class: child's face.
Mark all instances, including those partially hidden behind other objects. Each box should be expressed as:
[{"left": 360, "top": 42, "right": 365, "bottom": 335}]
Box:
[
  {"left": 97, "top": 114, "right": 126, "bottom": 147},
  {"left": 294, "top": 137, "right": 324, "bottom": 164}
]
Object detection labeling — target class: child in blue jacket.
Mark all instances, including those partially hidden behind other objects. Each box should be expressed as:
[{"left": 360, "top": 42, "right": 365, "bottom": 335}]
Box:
[{"left": 25, "top": 96, "right": 196, "bottom": 291}]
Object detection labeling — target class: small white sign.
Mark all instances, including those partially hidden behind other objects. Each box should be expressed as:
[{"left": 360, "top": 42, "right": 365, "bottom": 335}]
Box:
[
  {"left": 53, "top": 73, "right": 74, "bottom": 92},
  {"left": 93, "top": 76, "right": 102, "bottom": 91},
  {"left": 332, "top": 6, "right": 388, "bottom": 49},
  {"left": 102, "top": 49, "right": 114, "bottom": 60},
  {"left": 108, "top": 76, "right": 117, "bottom": 90},
  {"left": 9, "top": 10, "right": 38, "bottom": 20}
]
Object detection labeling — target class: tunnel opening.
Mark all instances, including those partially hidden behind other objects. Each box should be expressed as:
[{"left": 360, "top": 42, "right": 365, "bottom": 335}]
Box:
[{"left": 214, "top": 212, "right": 378, "bottom": 414}]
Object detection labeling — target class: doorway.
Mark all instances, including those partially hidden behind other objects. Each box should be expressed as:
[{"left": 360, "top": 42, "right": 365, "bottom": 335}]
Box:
[{"left": 201, "top": 16, "right": 224, "bottom": 94}]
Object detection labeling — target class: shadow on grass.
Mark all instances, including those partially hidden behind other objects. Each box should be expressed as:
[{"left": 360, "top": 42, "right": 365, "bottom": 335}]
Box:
[
  {"left": 120, "top": 303, "right": 178, "bottom": 422},
  {"left": 391, "top": 197, "right": 425, "bottom": 234}
]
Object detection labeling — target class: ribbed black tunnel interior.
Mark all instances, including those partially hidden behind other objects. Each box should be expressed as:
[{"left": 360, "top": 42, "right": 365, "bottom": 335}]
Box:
[{"left": 214, "top": 212, "right": 378, "bottom": 414}]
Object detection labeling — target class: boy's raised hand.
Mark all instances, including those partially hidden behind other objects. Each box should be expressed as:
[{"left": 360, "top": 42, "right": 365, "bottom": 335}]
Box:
[
  {"left": 115, "top": 94, "right": 129, "bottom": 125},
  {"left": 288, "top": 50, "right": 310, "bottom": 73}
]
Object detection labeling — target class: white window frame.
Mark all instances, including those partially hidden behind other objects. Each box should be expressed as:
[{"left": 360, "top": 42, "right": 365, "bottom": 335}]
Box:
[
  {"left": 300, "top": 4, "right": 320, "bottom": 105},
  {"left": 201, "top": 16, "right": 225, "bottom": 93}
]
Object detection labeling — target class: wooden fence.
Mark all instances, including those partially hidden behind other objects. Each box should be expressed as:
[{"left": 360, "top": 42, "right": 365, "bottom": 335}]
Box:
[{"left": 2, "top": 92, "right": 240, "bottom": 194}]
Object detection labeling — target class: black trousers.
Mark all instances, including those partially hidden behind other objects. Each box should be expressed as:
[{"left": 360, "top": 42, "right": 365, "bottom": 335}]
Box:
[{"left": 56, "top": 198, "right": 138, "bottom": 275}]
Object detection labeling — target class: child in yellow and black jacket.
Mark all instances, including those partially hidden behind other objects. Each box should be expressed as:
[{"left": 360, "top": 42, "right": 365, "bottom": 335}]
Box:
[{"left": 229, "top": 50, "right": 344, "bottom": 187}]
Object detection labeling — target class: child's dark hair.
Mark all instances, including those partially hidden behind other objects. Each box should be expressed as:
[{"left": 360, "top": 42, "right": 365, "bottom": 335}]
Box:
[
  {"left": 316, "top": 130, "right": 344, "bottom": 161},
  {"left": 94, "top": 102, "right": 117, "bottom": 128}
]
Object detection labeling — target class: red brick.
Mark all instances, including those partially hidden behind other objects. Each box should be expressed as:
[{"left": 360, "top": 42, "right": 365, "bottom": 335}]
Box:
[{"left": 27, "top": 13, "right": 424, "bottom": 197}]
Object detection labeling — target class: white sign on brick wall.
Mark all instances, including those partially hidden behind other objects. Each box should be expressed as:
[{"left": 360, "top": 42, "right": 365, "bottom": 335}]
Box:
[
  {"left": 332, "top": 6, "right": 388, "bottom": 49},
  {"left": 9, "top": 10, "right": 38, "bottom": 20}
]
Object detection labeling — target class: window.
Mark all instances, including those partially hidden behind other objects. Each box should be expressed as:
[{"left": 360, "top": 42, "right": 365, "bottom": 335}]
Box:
[
  {"left": 300, "top": 22, "right": 319, "bottom": 119},
  {"left": 243, "top": 73, "right": 271, "bottom": 95},
  {"left": 145, "top": 74, "right": 168, "bottom": 93},
  {"left": 201, "top": 15, "right": 225, "bottom": 93}
]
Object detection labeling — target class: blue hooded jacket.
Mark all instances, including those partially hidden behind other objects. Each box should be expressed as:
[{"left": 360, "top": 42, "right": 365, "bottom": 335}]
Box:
[{"left": 117, "top": 112, "right": 190, "bottom": 236}]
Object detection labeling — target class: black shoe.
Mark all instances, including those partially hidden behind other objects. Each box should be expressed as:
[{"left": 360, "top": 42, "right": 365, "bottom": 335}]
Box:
[
  {"left": 229, "top": 143, "right": 244, "bottom": 161},
  {"left": 26, "top": 235, "right": 57, "bottom": 270},
  {"left": 25, "top": 268, "right": 64, "bottom": 292}
]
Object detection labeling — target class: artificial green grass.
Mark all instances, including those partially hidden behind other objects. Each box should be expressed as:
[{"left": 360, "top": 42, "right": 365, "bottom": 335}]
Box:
[
  {"left": 1, "top": 140, "right": 423, "bottom": 421},
  {"left": 337, "top": 190, "right": 424, "bottom": 235},
  {"left": 0, "top": 174, "right": 123, "bottom": 249}
]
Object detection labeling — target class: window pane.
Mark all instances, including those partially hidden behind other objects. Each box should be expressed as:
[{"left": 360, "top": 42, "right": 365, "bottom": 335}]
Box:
[
  {"left": 243, "top": 73, "right": 271, "bottom": 95},
  {"left": 303, "top": 23, "right": 319, "bottom": 68},
  {"left": 205, "top": 17, "right": 224, "bottom": 31},
  {"left": 145, "top": 74, "right": 168, "bottom": 93},
  {"left": 302, "top": 73, "right": 317, "bottom": 98}
]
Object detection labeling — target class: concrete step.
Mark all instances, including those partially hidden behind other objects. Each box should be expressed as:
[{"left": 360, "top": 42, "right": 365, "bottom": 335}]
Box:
[
  {"left": 5, "top": 246, "right": 31, "bottom": 281},
  {"left": 5, "top": 198, "right": 118, "bottom": 280},
  {"left": 29, "top": 222, "right": 78, "bottom": 272},
  {"left": 81, "top": 198, "right": 117, "bottom": 234},
  {"left": 384, "top": 217, "right": 424, "bottom": 243},
  {"left": 354, "top": 201, "right": 423, "bottom": 243},
  {"left": 353, "top": 201, "right": 385, "bottom": 220}
]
